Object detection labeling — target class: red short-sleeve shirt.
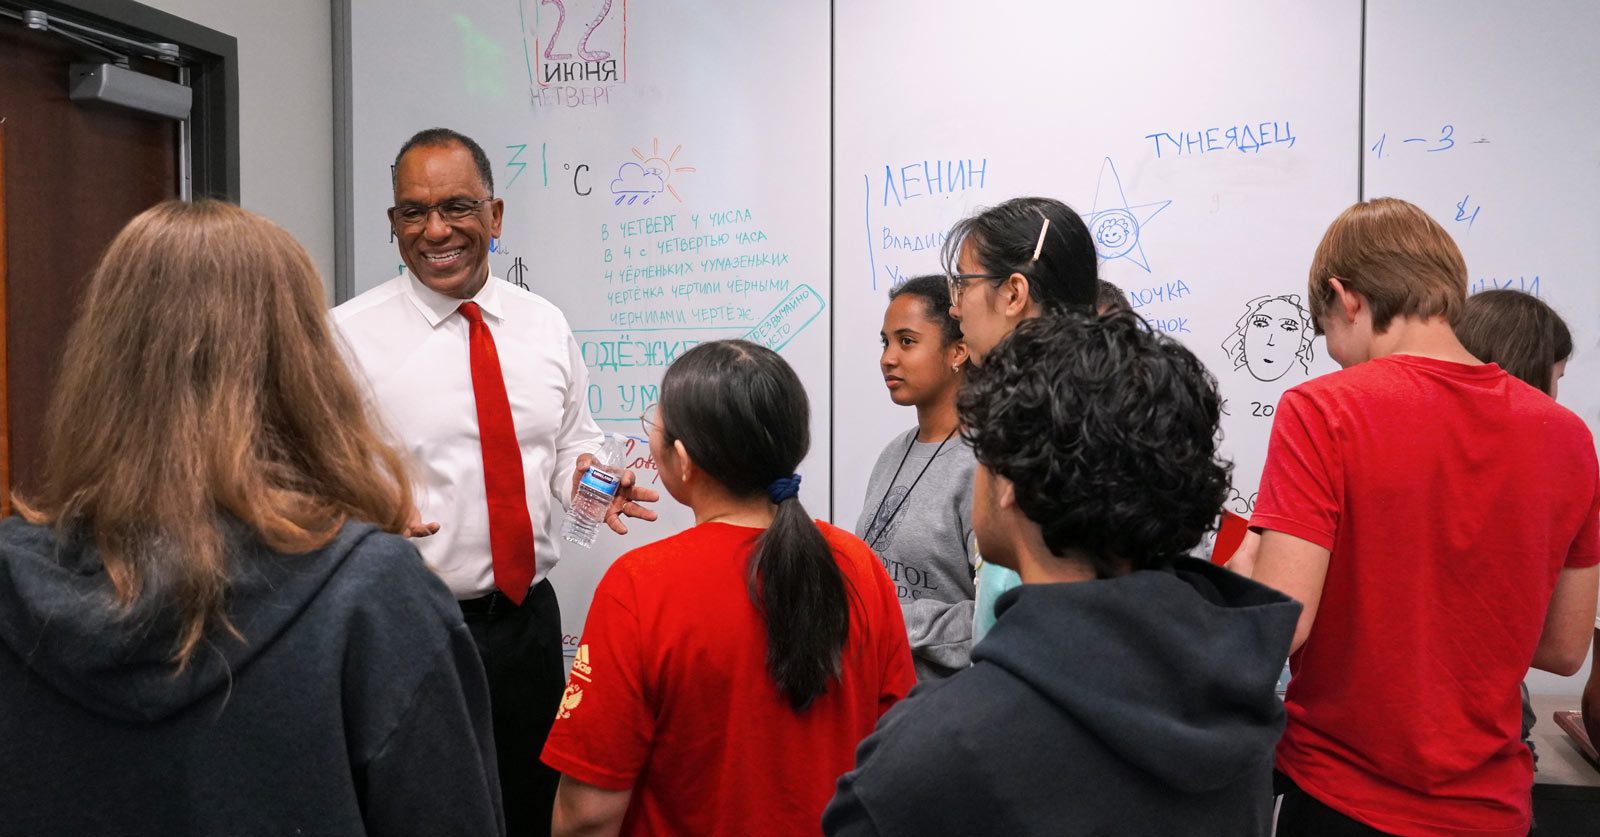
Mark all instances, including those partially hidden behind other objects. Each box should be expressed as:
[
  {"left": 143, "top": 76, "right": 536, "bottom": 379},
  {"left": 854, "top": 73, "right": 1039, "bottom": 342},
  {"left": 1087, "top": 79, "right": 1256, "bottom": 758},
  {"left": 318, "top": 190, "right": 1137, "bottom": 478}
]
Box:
[
  {"left": 1253, "top": 355, "right": 1600, "bottom": 836},
  {"left": 542, "top": 520, "right": 915, "bottom": 836}
]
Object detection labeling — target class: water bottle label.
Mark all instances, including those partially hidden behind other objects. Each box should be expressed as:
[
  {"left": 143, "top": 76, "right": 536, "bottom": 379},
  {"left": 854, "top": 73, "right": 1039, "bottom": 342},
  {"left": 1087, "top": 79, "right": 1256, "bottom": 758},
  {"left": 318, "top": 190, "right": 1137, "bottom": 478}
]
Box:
[{"left": 579, "top": 468, "right": 621, "bottom": 496}]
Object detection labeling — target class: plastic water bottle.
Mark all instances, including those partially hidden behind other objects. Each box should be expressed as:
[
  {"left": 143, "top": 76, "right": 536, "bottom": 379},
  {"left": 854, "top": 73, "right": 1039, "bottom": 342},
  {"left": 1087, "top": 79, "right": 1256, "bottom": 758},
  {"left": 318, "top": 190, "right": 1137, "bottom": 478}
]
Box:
[{"left": 563, "top": 434, "right": 627, "bottom": 548}]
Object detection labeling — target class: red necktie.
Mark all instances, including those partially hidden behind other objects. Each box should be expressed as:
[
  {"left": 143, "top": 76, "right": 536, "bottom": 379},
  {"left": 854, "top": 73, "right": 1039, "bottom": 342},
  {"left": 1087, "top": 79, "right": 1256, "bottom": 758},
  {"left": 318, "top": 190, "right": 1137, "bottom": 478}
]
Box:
[{"left": 459, "top": 301, "right": 537, "bottom": 604}]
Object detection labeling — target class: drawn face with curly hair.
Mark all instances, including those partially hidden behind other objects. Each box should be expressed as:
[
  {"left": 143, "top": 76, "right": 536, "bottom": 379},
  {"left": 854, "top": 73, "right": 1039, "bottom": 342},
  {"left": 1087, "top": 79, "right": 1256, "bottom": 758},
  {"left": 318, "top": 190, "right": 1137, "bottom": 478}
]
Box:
[
  {"left": 1224, "top": 295, "right": 1314, "bottom": 382},
  {"left": 1091, "top": 210, "right": 1138, "bottom": 259}
]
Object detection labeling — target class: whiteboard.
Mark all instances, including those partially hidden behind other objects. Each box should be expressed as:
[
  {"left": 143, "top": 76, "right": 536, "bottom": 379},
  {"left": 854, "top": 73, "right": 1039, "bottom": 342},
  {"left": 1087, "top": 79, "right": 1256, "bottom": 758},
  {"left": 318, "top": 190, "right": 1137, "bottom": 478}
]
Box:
[
  {"left": 1364, "top": 0, "right": 1600, "bottom": 694},
  {"left": 347, "top": 0, "right": 831, "bottom": 655},
  {"left": 832, "top": 0, "right": 1361, "bottom": 536},
  {"left": 343, "top": 1, "right": 1600, "bottom": 696}
]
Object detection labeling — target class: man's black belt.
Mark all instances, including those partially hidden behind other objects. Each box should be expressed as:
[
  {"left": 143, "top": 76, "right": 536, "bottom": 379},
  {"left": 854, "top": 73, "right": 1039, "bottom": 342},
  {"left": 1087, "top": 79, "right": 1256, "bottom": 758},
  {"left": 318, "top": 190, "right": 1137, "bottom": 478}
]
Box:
[{"left": 458, "top": 589, "right": 523, "bottom": 617}]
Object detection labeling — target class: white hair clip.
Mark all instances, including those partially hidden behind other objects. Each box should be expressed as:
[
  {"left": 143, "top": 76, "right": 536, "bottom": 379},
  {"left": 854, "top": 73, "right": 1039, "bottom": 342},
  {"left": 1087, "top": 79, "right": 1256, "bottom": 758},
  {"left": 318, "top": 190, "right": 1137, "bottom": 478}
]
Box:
[{"left": 1031, "top": 216, "right": 1051, "bottom": 263}]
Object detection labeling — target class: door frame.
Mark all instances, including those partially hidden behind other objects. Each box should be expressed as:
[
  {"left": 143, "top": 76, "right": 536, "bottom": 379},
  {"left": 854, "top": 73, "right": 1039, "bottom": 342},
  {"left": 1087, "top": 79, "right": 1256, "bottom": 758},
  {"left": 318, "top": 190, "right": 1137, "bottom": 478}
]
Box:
[{"left": 2, "top": 0, "right": 239, "bottom": 201}]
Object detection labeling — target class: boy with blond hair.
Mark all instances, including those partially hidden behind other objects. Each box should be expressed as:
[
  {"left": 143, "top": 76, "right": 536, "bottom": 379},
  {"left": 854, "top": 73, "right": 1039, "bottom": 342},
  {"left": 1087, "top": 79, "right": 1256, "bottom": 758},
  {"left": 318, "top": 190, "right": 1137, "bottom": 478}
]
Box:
[{"left": 1238, "top": 198, "right": 1599, "bottom": 836}]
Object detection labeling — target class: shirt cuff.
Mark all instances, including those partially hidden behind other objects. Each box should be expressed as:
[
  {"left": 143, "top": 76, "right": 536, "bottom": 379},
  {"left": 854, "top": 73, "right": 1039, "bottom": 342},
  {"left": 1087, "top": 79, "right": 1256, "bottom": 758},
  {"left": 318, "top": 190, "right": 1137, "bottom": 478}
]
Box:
[
  {"left": 1247, "top": 512, "right": 1336, "bottom": 553},
  {"left": 541, "top": 745, "right": 638, "bottom": 792}
]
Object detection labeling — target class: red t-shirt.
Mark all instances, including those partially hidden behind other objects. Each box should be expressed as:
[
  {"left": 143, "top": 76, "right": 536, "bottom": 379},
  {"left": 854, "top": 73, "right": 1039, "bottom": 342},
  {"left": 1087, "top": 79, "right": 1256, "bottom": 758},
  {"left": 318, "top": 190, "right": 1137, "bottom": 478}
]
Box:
[
  {"left": 1253, "top": 355, "right": 1600, "bottom": 836},
  {"left": 541, "top": 520, "right": 915, "bottom": 836}
]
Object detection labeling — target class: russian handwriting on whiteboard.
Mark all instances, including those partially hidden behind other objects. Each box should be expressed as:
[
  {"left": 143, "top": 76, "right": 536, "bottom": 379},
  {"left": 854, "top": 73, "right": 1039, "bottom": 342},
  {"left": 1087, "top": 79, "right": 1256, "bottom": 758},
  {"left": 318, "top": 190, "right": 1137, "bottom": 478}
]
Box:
[
  {"left": 1145, "top": 121, "right": 1296, "bottom": 158},
  {"left": 1125, "top": 279, "right": 1192, "bottom": 309},
  {"left": 881, "top": 228, "right": 948, "bottom": 253},
  {"left": 879, "top": 158, "right": 988, "bottom": 208},
  {"left": 571, "top": 326, "right": 744, "bottom": 423},
  {"left": 744, "top": 285, "right": 826, "bottom": 352},
  {"left": 607, "top": 262, "right": 695, "bottom": 284},
  {"left": 1084, "top": 157, "right": 1171, "bottom": 273},
  {"left": 864, "top": 157, "right": 991, "bottom": 289},
  {"left": 616, "top": 214, "right": 674, "bottom": 237},
  {"left": 1369, "top": 125, "right": 1455, "bottom": 159},
  {"left": 1470, "top": 276, "right": 1541, "bottom": 297},
  {"left": 532, "top": 86, "right": 610, "bottom": 108},
  {"left": 1222, "top": 295, "right": 1314, "bottom": 383}
]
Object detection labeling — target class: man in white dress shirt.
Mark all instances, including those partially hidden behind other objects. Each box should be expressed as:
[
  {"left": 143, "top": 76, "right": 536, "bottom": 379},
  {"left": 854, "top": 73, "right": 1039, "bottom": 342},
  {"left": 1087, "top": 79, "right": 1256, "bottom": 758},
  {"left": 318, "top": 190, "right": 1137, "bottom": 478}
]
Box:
[{"left": 334, "top": 128, "right": 657, "bottom": 837}]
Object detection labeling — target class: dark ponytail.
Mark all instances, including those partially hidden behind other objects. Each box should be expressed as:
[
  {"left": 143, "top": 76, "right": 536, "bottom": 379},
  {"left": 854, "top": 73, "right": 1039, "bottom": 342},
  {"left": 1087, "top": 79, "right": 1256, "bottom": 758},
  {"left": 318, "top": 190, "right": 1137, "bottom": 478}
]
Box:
[{"left": 658, "top": 340, "right": 849, "bottom": 710}]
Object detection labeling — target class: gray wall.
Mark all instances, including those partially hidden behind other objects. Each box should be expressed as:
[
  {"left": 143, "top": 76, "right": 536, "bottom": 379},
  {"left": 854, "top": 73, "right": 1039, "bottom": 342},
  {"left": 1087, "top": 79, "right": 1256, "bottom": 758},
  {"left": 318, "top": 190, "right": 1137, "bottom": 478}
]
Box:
[{"left": 140, "top": 0, "right": 337, "bottom": 297}]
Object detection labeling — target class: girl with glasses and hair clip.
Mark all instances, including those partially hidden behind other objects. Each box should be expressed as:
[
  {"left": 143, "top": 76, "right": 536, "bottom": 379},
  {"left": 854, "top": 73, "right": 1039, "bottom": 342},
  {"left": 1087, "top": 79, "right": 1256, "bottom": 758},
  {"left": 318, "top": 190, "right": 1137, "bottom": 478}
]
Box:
[
  {"left": 0, "top": 201, "right": 500, "bottom": 837},
  {"left": 542, "top": 340, "right": 914, "bottom": 837},
  {"left": 942, "top": 197, "right": 1102, "bottom": 644},
  {"left": 942, "top": 196, "right": 1100, "bottom": 365},
  {"left": 858, "top": 275, "right": 977, "bottom": 680}
]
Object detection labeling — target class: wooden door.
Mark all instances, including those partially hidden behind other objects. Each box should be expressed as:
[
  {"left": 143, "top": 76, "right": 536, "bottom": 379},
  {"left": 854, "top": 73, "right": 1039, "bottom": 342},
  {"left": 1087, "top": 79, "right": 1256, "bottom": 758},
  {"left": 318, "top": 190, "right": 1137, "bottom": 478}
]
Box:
[{"left": 0, "top": 19, "right": 180, "bottom": 501}]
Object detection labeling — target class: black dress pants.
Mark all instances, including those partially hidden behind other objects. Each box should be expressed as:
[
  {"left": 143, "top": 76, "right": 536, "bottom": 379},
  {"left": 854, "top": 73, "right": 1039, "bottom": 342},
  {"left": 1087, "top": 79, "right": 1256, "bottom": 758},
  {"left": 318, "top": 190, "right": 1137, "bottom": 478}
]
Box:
[{"left": 462, "top": 579, "right": 566, "bottom": 837}]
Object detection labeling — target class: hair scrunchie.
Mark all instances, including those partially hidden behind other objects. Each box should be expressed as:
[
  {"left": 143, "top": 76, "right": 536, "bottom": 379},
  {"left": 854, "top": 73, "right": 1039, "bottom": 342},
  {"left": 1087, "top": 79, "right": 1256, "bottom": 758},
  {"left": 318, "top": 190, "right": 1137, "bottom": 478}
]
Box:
[{"left": 766, "top": 474, "right": 802, "bottom": 504}]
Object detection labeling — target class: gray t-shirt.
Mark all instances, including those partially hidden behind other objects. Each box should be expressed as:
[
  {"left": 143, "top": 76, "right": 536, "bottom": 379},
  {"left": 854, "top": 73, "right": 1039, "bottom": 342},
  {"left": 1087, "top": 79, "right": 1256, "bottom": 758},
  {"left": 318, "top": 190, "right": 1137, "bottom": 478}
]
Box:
[{"left": 855, "top": 428, "right": 977, "bottom": 680}]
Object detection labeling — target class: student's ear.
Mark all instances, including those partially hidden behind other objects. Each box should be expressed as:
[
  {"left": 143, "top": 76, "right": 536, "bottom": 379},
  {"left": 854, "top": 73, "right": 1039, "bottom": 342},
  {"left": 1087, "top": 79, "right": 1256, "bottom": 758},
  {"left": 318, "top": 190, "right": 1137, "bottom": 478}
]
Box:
[
  {"left": 993, "top": 473, "right": 1018, "bottom": 511},
  {"left": 672, "top": 439, "right": 694, "bottom": 485},
  {"left": 1328, "top": 277, "right": 1364, "bottom": 323},
  {"left": 487, "top": 197, "right": 505, "bottom": 238},
  {"left": 949, "top": 339, "right": 970, "bottom": 370},
  {"left": 1000, "top": 273, "right": 1032, "bottom": 317}
]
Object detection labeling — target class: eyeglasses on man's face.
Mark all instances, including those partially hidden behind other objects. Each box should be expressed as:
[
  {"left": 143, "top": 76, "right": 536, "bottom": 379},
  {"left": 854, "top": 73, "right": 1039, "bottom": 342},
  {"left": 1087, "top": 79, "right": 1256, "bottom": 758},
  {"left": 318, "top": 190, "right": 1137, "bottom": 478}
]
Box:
[{"left": 387, "top": 197, "right": 493, "bottom": 229}]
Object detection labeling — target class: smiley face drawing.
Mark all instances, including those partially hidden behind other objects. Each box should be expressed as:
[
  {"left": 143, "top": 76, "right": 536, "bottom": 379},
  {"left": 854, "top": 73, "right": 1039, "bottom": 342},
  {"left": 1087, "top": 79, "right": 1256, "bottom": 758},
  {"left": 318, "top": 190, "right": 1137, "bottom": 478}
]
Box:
[
  {"left": 1091, "top": 210, "right": 1139, "bottom": 260},
  {"left": 1222, "top": 294, "right": 1315, "bottom": 382}
]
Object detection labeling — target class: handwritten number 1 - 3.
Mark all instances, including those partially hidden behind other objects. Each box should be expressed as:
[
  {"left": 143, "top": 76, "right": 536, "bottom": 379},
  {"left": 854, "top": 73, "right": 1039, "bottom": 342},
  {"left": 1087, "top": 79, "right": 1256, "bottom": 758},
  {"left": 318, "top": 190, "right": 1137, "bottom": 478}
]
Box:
[{"left": 1370, "top": 125, "right": 1455, "bottom": 158}]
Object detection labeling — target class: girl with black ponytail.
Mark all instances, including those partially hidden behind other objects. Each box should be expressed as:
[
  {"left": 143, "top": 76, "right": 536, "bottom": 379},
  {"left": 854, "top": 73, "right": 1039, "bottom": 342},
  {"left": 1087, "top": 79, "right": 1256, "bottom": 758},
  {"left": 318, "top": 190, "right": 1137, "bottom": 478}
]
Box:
[{"left": 543, "top": 340, "right": 914, "bottom": 837}]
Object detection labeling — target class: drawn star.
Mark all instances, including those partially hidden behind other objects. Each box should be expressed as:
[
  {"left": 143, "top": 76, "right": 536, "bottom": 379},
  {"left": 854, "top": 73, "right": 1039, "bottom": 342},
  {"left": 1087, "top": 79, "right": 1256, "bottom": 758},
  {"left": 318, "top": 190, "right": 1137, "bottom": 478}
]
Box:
[{"left": 1084, "top": 156, "right": 1171, "bottom": 273}]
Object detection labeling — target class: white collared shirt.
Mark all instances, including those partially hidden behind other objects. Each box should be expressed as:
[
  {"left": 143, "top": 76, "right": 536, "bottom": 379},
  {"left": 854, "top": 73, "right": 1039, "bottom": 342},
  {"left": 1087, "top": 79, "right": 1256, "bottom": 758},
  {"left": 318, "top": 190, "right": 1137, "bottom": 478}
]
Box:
[{"left": 333, "top": 272, "right": 603, "bottom": 598}]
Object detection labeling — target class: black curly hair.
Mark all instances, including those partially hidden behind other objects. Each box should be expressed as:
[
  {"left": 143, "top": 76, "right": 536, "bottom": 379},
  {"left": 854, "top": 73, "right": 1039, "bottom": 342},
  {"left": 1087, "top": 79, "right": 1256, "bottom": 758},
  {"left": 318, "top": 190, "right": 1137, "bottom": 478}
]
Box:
[{"left": 958, "top": 310, "right": 1232, "bottom": 576}]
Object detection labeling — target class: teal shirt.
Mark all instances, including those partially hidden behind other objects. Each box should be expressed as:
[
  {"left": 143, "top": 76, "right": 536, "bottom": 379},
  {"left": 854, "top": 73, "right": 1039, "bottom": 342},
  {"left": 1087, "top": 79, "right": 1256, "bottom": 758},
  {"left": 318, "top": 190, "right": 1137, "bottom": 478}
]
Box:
[{"left": 972, "top": 557, "right": 1022, "bottom": 643}]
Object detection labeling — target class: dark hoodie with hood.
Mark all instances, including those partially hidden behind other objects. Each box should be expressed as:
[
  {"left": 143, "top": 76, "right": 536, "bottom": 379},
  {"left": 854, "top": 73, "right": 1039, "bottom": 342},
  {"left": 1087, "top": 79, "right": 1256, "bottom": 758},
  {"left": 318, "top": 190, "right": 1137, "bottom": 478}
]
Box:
[
  {"left": 823, "top": 557, "right": 1300, "bottom": 837},
  {"left": 0, "top": 516, "right": 502, "bottom": 837}
]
